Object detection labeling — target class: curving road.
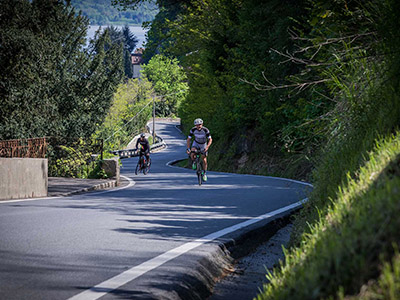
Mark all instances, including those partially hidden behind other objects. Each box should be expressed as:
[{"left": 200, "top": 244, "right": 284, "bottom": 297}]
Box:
[{"left": 0, "top": 120, "right": 311, "bottom": 300}]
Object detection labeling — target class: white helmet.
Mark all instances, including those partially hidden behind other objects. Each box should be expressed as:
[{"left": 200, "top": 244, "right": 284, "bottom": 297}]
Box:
[{"left": 194, "top": 118, "right": 203, "bottom": 125}]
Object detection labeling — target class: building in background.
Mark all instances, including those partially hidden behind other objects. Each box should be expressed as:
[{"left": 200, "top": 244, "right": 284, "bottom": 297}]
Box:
[{"left": 131, "top": 48, "right": 144, "bottom": 78}]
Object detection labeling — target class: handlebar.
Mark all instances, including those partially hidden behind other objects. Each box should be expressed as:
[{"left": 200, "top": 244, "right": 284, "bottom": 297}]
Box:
[{"left": 190, "top": 149, "right": 205, "bottom": 155}]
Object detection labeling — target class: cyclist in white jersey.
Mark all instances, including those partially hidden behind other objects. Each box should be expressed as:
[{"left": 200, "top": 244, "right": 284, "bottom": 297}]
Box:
[{"left": 186, "top": 118, "right": 212, "bottom": 181}]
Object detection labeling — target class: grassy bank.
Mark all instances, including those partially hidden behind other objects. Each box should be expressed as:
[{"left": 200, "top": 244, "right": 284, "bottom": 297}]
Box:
[{"left": 257, "top": 132, "right": 400, "bottom": 299}]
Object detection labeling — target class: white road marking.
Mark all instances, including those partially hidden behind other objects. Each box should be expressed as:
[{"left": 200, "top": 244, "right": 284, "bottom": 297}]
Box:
[
  {"left": 68, "top": 199, "right": 307, "bottom": 300},
  {"left": 0, "top": 175, "right": 135, "bottom": 204}
]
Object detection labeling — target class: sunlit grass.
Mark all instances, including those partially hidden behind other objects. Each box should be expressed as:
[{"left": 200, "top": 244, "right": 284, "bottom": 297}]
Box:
[{"left": 257, "top": 133, "right": 400, "bottom": 300}]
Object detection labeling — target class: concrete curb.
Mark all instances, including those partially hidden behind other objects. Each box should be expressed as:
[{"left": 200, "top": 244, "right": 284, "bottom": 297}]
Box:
[
  {"left": 65, "top": 180, "right": 118, "bottom": 196},
  {"left": 167, "top": 208, "right": 300, "bottom": 300},
  {"left": 48, "top": 179, "right": 119, "bottom": 197}
]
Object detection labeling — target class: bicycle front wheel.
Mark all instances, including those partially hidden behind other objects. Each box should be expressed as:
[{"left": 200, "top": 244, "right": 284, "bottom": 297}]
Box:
[
  {"left": 197, "top": 171, "right": 202, "bottom": 185},
  {"left": 135, "top": 163, "right": 140, "bottom": 175},
  {"left": 196, "top": 160, "right": 202, "bottom": 185}
]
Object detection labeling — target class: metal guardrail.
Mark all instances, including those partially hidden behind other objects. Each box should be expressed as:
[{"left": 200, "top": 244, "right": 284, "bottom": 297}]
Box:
[{"left": 110, "top": 134, "right": 166, "bottom": 158}]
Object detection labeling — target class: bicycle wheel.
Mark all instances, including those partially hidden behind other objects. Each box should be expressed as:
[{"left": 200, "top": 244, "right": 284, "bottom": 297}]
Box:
[
  {"left": 135, "top": 163, "right": 140, "bottom": 175},
  {"left": 196, "top": 159, "right": 202, "bottom": 185},
  {"left": 197, "top": 170, "right": 202, "bottom": 185},
  {"left": 144, "top": 157, "right": 151, "bottom": 175}
]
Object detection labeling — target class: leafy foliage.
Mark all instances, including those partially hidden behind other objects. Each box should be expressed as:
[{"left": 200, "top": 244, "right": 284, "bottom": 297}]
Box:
[
  {"left": 0, "top": 0, "right": 124, "bottom": 140},
  {"left": 93, "top": 78, "right": 154, "bottom": 152},
  {"left": 48, "top": 140, "right": 106, "bottom": 179},
  {"left": 142, "top": 54, "right": 188, "bottom": 116}
]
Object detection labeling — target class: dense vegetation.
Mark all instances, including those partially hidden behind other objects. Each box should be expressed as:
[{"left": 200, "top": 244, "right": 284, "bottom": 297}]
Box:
[
  {"left": 0, "top": 0, "right": 123, "bottom": 140},
  {"left": 115, "top": 0, "right": 400, "bottom": 299},
  {"left": 93, "top": 78, "right": 154, "bottom": 152},
  {"left": 142, "top": 54, "right": 188, "bottom": 116},
  {"left": 70, "top": 0, "right": 157, "bottom": 25}
]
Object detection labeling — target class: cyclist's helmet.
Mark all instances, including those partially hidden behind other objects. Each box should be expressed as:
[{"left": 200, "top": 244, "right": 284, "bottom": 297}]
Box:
[
  {"left": 140, "top": 133, "right": 146, "bottom": 138},
  {"left": 194, "top": 118, "right": 203, "bottom": 125}
]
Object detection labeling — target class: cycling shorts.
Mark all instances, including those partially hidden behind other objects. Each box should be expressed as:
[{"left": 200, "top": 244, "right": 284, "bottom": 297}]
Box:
[
  {"left": 139, "top": 148, "right": 150, "bottom": 155},
  {"left": 192, "top": 141, "right": 208, "bottom": 156}
]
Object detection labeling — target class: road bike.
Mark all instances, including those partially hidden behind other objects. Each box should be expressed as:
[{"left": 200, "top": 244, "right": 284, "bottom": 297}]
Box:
[
  {"left": 191, "top": 149, "right": 206, "bottom": 185},
  {"left": 135, "top": 150, "right": 151, "bottom": 175}
]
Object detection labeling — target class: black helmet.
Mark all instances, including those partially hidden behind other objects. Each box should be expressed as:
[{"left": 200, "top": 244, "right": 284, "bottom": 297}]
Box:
[{"left": 140, "top": 133, "right": 146, "bottom": 138}]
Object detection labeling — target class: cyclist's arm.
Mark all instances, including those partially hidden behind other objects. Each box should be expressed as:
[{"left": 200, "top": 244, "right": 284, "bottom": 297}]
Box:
[
  {"left": 205, "top": 136, "right": 212, "bottom": 151},
  {"left": 186, "top": 136, "right": 192, "bottom": 151}
]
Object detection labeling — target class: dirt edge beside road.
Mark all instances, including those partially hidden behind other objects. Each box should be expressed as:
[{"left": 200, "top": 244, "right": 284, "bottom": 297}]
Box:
[{"left": 169, "top": 212, "right": 295, "bottom": 300}]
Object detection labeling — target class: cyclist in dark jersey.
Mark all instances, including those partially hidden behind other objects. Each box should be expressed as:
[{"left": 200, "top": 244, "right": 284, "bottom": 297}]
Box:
[
  {"left": 136, "top": 133, "right": 150, "bottom": 166},
  {"left": 186, "top": 118, "right": 212, "bottom": 181}
]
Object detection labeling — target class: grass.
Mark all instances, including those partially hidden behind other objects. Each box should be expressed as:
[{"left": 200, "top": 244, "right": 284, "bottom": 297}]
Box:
[
  {"left": 256, "top": 132, "right": 400, "bottom": 300},
  {"left": 175, "top": 158, "right": 190, "bottom": 168}
]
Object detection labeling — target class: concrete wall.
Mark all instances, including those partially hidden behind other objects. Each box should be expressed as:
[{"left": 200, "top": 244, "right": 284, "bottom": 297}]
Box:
[
  {"left": 0, "top": 158, "right": 48, "bottom": 200},
  {"left": 132, "top": 64, "right": 142, "bottom": 78}
]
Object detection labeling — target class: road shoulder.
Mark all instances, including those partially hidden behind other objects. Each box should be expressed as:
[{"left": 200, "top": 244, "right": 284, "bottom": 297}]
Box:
[{"left": 47, "top": 176, "right": 128, "bottom": 197}]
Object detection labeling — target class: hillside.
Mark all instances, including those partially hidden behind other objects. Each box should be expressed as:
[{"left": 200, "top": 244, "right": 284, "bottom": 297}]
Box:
[
  {"left": 137, "top": 0, "right": 400, "bottom": 299},
  {"left": 70, "top": 0, "right": 158, "bottom": 25}
]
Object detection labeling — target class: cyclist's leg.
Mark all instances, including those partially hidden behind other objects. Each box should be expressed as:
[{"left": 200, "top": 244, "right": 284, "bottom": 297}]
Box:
[
  {"left": 190, "top": 147, "right": 197, "bottom": 160},
  {"left": 196, "top": 143, "right": 207, "bottom": 170},
  {"left": 202, "top": 155, "right": 208, "bottom": 171},
  {"left": 139, "top": 151, "right": 144, "bottom": 167},
  {"left": 190, "top": 142, "right": 201, "bottom": 169},
  {"left": 190, "top": 148, "right": 197, "bottom": 169},
  {"left": 145, "top": 149, "right": 150, "bottom": 166},
  {"left": 199, "top": 144, "right": 208, "bottom": 181}
]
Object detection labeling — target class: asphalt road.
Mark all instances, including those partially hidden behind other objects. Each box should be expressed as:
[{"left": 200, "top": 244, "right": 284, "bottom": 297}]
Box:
[{"left": 0, "top": 120, "right": 311, "bottom": 300}]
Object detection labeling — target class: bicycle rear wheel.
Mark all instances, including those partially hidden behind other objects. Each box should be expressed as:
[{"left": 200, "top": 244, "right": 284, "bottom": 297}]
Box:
[{"left": 143, "top": 158, "right": 151, "bottom": 175}]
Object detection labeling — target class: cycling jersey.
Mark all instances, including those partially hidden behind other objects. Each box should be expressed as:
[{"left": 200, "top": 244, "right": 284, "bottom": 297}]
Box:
[
  {"left": 136, "top": 138, "right": 150, "bottom": 152},
  {"left": 188, "top": 126, "right": 211, "bottom": 144}
]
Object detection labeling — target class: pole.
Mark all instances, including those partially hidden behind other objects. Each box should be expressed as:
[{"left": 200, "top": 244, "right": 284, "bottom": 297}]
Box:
[
  {"left": 100, "top": 138, "right": 104, "bottom": 172},
  {"left": 152, "top": 95, "right": 156, "bottom": 143}
]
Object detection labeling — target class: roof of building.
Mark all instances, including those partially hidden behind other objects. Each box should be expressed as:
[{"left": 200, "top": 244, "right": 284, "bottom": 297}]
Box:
[{"left": 131, "top": 48, "right": 144, "bottom": 65}]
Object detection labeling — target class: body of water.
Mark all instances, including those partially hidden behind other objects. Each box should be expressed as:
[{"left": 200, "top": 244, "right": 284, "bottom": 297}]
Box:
[{"left": 87, "top": 25, "right": 148, "bottom": 49}]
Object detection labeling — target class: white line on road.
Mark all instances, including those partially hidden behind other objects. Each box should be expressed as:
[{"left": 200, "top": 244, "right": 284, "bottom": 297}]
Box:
[{"left": 68, "top": 199, "right": 307, "bottom": 300}]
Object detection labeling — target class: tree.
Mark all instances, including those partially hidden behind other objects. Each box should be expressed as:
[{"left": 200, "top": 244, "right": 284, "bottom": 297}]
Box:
[
  {"left": 122, "top": 25, "right": 138, "bottom": 53},
  {"left": 0, "top": 0, "right": 124, "bottom": 140},
  {"left": 142, "top": 54, "right": 188, "bottom": 116},
  {"left": 107, "top": 25, "right": 138, "bottom": 78}
]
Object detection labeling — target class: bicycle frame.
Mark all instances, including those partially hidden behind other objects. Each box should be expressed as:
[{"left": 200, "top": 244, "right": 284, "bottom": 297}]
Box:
[
  {"left": 191, "top": 149, "right": 205, "bottom": 185},
  {"left": 135, "top": 149, "right": 151, "bottom": 175}
]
